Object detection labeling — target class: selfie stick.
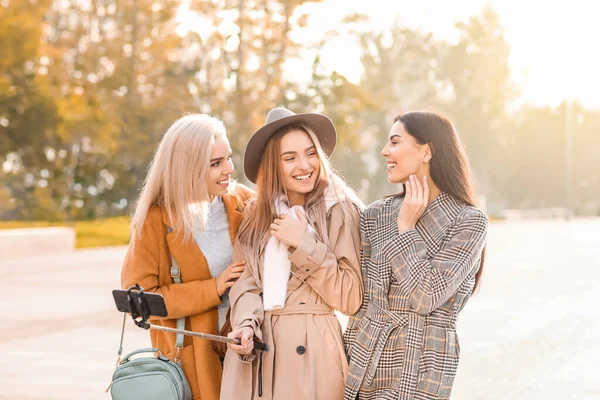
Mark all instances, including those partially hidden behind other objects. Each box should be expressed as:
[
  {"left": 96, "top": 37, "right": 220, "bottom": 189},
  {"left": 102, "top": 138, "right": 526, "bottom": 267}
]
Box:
[
  {"left": 124, "top": 284, "right": 267, "bottom": 352},
  {"left": 140, "top": 323, "right": 267, "bottom": 351}
]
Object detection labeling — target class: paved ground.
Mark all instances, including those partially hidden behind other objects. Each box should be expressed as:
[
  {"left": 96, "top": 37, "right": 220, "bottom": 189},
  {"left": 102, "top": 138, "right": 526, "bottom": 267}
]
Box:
[{"left": 1, "top": 218, "right": 599, "bottom": 399}]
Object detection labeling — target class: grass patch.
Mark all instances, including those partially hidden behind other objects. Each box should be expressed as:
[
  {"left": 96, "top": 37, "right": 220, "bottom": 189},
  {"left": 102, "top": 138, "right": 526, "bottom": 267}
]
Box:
[{"left": 0, "top": 217, "right": 131, "bottom": 248}]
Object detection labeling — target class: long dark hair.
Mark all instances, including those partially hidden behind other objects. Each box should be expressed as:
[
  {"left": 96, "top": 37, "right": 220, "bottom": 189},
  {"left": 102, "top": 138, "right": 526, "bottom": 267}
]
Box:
[{"left": 395, "top": 111, "right": 486, "bottom": 293}]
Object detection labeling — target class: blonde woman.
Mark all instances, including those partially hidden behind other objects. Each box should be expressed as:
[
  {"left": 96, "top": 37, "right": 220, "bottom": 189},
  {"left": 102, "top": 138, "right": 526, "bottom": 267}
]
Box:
[
  {"left": 121, "top": 114, "right": 255, "bottom": 400},
  {"left": 220, "top": 107, "right": 364, "bottom": 400}
]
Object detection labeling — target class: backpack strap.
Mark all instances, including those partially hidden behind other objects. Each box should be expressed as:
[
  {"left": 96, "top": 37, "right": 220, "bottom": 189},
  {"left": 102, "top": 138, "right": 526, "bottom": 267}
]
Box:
[{"left": 167, "top": 226, "right": 185, "bottom": 363}]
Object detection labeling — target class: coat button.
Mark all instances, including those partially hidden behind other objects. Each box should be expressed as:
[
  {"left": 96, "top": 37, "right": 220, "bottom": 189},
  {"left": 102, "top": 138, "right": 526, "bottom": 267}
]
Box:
[{"left": 296, "top": 346, "right": 306, "bottom": 355}]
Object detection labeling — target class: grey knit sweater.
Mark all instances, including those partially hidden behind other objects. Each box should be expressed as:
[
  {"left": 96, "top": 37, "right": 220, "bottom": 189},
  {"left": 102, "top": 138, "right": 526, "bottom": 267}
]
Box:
[{"left": 192, "top": 196, "right": 233, "bottom": 330}]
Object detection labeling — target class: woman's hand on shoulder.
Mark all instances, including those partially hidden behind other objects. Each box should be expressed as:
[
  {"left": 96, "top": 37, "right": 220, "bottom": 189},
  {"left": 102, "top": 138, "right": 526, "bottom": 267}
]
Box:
[{"left": 216, "top": 261, "right": 246, "bottom": 296}]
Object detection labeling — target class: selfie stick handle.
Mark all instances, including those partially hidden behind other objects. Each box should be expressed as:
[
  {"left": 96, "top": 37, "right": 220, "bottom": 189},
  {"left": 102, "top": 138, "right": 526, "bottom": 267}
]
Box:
[{"left": 140, "top": 322, "right": 268, "bottom": 352}]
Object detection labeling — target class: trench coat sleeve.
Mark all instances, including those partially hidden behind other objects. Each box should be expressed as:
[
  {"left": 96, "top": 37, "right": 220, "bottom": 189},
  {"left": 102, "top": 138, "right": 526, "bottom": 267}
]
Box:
[
  {"left": 382, "top": 207, "right": 488, "bottom": 315},
  {"left": 121, "top": 214, "right": 222, "bottom": 319},
  {"left": 229, "top": 238, "right": 265, "bottom": 342},
  {"left": 342, "top": 210, "right": 371, "bottom": 357},
  {"left": 288, "top": 203, "right": 363, "bottom": 316}
]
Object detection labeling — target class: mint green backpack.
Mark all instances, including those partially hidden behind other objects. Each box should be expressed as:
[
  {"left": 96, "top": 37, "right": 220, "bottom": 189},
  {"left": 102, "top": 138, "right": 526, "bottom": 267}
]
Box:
[{"left": 110, "top": 345, "right": 191, "bottom": 400}]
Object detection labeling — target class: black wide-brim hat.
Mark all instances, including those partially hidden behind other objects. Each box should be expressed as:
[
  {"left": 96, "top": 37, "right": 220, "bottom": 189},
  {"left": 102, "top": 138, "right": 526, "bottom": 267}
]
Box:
[{"left": 243, "top": 107, "right": 337, "bottom": 183}]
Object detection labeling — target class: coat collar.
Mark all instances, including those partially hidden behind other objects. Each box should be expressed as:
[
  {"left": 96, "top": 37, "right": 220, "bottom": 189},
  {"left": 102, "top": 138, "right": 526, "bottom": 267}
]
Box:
[
  {"left": 222, "top": 192, "right": 244, "bottom": 245},
  {"left": 378, "top": 191, "right": 464, "bottom": 247},
  {"left": 160, "top": 193, "right": 244, "bottom": 280}
]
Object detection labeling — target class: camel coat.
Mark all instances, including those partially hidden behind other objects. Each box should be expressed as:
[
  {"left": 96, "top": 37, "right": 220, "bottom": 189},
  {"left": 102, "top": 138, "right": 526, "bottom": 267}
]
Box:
[
  {"left": 121, "top": 185, "right": 255, "bottom": 400},
  {"left": 220, "top": 201, "right": 363, "bottom": 400}
]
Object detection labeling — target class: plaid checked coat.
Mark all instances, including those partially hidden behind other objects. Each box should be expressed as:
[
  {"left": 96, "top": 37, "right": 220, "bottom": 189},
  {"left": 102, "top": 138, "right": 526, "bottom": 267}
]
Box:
[{"left": 343, "top": 192, "right": 488, "bottom": 400}]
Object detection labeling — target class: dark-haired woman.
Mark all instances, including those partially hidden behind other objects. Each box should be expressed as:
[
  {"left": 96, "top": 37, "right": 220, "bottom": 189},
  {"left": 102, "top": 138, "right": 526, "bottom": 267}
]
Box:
[{"left": 344, "top": 111, "right": 489, "bottom": 400}]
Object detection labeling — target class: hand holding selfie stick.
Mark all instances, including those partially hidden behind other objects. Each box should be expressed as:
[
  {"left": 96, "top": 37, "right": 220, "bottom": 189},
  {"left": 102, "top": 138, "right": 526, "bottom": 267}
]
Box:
[{"left": 114, "top": 284, "right": 268, "bottom": 352}]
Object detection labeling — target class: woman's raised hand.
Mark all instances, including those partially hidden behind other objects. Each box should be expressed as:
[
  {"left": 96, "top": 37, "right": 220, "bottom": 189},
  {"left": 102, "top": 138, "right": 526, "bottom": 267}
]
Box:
[{"left": 397, "top": 174, "right": 430, "bottom": 234}]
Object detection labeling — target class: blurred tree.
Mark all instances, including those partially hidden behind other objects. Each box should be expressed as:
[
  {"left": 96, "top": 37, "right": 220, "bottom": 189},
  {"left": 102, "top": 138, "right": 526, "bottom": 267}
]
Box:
[
  {"left": 186, "top": 0, "right": 328, "bottom": 182},
  {"left": 37, "top": 0, "right": 194, "bottom": 218},
  {"left": 0, "top": 0, "right": 60, "bottom": 218},
  {"left": 503, "top": 105, "right": 565, "bottom": 209},
  {"left": 353, "top": 24, "right": 445, "bottom": 203},
  {"left": 2, "top": 1, "right": 599, "bottom": 220},
  {"left": 505, "top": 102, "right": 600, "bottom": 215},
  {"left": 437, "top": 7, "right": 515, "bottom": 209},
  {"left": 572, "top": 105, "right": 600, "bottom": 215},
  {"left": 282, "top": 31, "right": 379, "bottom": 198}
]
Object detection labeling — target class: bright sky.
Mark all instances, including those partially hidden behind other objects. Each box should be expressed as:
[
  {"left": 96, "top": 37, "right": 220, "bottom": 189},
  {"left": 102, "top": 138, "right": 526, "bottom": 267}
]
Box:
[
  {"left": 178, "top": 0, "right": 600, "bottom": 109},
  {"left": 292, "top": 0, "right": 600, "bottom": 109}
]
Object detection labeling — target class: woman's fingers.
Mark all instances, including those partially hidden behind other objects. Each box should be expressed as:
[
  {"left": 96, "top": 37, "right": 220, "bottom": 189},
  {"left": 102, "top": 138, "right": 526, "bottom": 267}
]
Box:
[
  {"left": 422, "top": 176, "right": 430, "bottom": 208},
  {"left": 228, "top": 265, "right": 246, "bottom": 274},
  {"left": 229, "top": 341, "right": 253, "bottom": 354},
  {"left": 413, "top": 174, "right": 423, "bottom": 204},
  {"left": 227, "top": 330, "right": 240, "bottom": 339},
  {"left": 228, "top": 342, "right": 249, "bottom": 353},
  {"left": 227, "top": 262, "right": 246, "bottom": 271},
  {"left": 227, "top": 328, "right": 255, "bottom": 354},
  {"left": 229, "top": 260, "right": 247, "bottom": 267},
  {"left": 227, "top": 271, "right": 244, "bottom": 280}
]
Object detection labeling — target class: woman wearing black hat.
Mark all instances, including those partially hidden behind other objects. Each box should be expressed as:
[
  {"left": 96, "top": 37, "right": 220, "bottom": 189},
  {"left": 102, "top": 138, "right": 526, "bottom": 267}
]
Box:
[{"left": 220, "top": 108, "right": 364, "bottom": 400}]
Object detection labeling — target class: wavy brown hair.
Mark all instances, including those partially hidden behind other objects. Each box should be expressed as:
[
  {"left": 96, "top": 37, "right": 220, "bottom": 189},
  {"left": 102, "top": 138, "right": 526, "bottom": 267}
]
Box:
[{"left": 395, "top": 111, "right": 486, "bottom": 293}]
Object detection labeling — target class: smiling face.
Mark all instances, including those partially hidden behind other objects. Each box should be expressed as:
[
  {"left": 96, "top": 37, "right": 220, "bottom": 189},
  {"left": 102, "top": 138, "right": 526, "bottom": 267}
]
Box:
[
  {"left": 206, "top": 134, "right": 234, "bottom": 198},
  {"left": 381, "top": 121, "right": 431, "bottom": 184},
  {"left": 279, "top": 129, "right": 321, "bottom": 206}
]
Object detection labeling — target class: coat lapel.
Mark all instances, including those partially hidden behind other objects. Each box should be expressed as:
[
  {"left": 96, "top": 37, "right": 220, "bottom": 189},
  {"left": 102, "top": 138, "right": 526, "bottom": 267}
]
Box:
[
  {"left": 161, "top": 209, "right": 210, "bottom": 281},
  {"left": 162, "top": 194, "right": 243, "bottom": 282},
  {"left": 416, "top": 192, "right": 463, "bottom": 254},
  {"left": 223, "top": 193, "right": 243, "bottom": 246}
]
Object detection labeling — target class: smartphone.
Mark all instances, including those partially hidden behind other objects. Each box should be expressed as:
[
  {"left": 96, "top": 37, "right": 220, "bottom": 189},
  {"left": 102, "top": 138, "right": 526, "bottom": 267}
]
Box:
[{"left": 112, "top": 289, "right": 168, "bottom": 317}]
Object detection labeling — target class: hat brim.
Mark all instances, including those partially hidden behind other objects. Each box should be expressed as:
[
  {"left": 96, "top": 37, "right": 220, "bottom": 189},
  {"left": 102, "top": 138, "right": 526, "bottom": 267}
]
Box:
[{"left": 243, "top": 113, "right": 337, "bottom": 184}]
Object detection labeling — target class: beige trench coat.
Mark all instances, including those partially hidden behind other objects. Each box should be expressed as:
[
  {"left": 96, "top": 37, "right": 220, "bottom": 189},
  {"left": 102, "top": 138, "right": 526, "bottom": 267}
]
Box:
[{"left": 220, "top": 201, "right": 363, "bottom": 400}]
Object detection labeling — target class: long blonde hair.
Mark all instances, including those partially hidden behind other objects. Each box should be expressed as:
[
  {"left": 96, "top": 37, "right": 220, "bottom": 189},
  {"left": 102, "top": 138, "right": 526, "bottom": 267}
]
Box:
[
  {"left": 237, "top": 123, "right": 364, "bottom": 269},
  {"left": 131, "top": 114, "right": 230, "bottom": 240}
]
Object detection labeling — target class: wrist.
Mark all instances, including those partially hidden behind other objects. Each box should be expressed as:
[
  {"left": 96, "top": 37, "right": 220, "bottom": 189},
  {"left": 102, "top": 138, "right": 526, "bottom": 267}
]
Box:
[
  {"left": 216, "top": 280, "right": 225, "bottom": 296},
  {"left": 289, "top": 232, "right": 304, "bottom": 249},
  {"left": 397, "top": 223, "right": 415, "bottom": 234}
]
